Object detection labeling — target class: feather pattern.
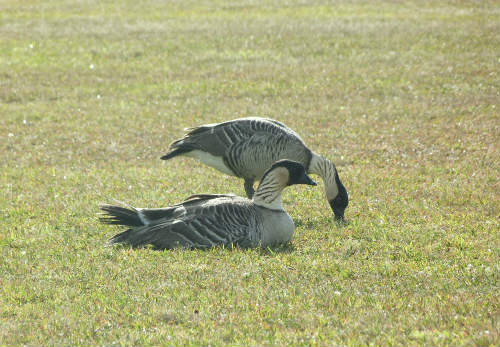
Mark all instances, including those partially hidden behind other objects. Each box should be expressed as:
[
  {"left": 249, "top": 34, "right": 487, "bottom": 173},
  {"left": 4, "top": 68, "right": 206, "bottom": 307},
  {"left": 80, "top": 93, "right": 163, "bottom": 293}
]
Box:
[
  {"left": 162, "top": 117, "right": 311, "bottom": 180},
  {"left": 106, "top": 196, "right": 263, "bottom": 249},
  {"left": 161, "top": 117, "right": 348, "bottom": 219},
  {"left": 100, "top": 160, "right": 316, "bottom": 250}
]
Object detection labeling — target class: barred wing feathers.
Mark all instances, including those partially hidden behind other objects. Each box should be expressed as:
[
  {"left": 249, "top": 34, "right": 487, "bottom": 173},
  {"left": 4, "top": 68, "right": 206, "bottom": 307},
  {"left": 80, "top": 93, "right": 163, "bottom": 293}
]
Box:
[
  {"left": 162, "top": 118, "right": 304, "bottom": 161},
  {"left": 106, "top": 196, "right": 262, "bottom": 249}
]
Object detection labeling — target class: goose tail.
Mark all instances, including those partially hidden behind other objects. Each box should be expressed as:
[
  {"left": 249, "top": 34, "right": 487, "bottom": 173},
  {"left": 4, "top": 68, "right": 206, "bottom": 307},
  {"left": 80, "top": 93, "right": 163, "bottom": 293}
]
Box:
[
  {"left": 160, "top": 137, "right": 195, "bottom": 160},
  {"left": 99, "top": 202, "right": 144, "bottom": 227},
  {"left": 160, "top": 146, "right": 191, "bottom": 160}
]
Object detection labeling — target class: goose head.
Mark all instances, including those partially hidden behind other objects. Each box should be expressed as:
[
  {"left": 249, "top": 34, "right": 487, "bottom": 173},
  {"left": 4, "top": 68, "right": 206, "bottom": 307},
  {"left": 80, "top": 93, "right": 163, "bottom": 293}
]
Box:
[
  {"left": 253, "top": 160, "right": 316, "bottom": 209},
  {"left": 262, "top": 159, "right": 317, "bottom": 188},
  {"left": 328, "top": 172, "right": 349, "bottom": 221},
  {"left": 309, "top": 153, "right": 349, "bottom": 221}
]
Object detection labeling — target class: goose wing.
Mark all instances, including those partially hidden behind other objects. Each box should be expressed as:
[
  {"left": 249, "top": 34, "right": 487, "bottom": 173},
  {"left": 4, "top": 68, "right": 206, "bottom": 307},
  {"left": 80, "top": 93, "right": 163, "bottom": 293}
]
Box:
[
  {"left": 108, "top": 197, "right": 261, "bottom": 250},
  {"left": 100, "top": 194, "right": 237, "bottom": 227},
  {"left": 182, "top": 193, "right": 237, "bottom": 203},
  {"left": 164, "top": 118, "right": 294, "bottom": 158},
  {"left": 224, "top": 130, "right": 311, "bottom": 178},
  {"left": 164, "top": 122, "right": 243, "bottom": 158}
]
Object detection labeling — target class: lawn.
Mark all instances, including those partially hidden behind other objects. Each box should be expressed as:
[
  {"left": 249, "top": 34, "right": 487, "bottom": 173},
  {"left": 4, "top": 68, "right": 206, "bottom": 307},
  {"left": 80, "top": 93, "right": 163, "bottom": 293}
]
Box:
[{"left": 1, "top": 0, "right": 499, "bottom": 345}]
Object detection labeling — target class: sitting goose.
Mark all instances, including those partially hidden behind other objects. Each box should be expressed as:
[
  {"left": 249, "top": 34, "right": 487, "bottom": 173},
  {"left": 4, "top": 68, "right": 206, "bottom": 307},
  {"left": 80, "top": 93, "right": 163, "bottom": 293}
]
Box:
[
  {"left": 100, "top": 160, "right": 317, "bottom": 249},
  {"left": 161, "top": 117, "right": 348, "bottom": 220}
]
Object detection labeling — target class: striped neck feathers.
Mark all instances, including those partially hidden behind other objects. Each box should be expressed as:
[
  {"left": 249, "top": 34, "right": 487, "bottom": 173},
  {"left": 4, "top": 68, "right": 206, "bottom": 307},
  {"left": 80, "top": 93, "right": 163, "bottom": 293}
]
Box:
[
  {"left": 252, "top": 166, "right": 289, "bottom": 210},
  {"left": 308, "top": 153, "right": 339, "bottom": 201}
]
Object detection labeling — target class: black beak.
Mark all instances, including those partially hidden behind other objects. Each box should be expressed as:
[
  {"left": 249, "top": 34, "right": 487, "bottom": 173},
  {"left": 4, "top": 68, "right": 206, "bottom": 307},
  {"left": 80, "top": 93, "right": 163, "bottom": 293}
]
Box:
[
  {"left": 334, "top": 210, "right": 345, "bottom": 221},
  {"left": 298, "top": 173, "right": 317, "bottom": 186},
  {"left": 329, "top": 200, "right": 346, "bottom": 222}
]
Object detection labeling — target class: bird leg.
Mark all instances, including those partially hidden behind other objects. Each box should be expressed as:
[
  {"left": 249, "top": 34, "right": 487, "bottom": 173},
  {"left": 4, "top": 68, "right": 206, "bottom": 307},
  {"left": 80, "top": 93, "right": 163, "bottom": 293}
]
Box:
[{"left": 244, "top": 178, "right": 255, "bottom": 199}]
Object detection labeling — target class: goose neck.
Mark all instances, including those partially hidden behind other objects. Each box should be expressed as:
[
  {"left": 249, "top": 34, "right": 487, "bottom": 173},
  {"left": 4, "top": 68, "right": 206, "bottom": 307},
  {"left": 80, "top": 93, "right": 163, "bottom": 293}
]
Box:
[
  {"left": 309, "top": 153, "right": 339, "bottom": 200},
  {"left": 252, "top": 171, "right": 286, "bottom": 210}
]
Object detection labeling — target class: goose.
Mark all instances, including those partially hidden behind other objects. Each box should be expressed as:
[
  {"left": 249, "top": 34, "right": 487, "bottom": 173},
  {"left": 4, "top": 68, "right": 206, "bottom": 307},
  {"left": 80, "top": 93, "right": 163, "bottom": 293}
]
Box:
[
  {"left": 100, "top": 160, "right": 317, "bottom": 250},
  {"left": 161, "top": 117, "right": 348, "bottom": 220}
]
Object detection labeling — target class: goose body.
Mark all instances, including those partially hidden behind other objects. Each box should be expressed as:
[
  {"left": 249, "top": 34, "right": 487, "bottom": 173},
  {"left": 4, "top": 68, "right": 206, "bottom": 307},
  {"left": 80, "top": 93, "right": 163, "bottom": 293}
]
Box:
[
  {"left": 100, "top": 160, "right": 316, "bottom": 250},
  {"left": 162, "top": 117, "right": 348, "bottom": 220}
]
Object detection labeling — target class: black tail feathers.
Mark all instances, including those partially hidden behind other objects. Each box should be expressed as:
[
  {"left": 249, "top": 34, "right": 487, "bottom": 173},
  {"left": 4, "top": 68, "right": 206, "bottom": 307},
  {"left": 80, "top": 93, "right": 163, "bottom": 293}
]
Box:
[
  {"left": 160, "top": 147, "right": 192, "bottom": 160},
  {"left": 99, "top": 204, "right": 143, "bottom": 227},
  {"left": 107, "top": 228, "right": 135, "bottom": 246}
]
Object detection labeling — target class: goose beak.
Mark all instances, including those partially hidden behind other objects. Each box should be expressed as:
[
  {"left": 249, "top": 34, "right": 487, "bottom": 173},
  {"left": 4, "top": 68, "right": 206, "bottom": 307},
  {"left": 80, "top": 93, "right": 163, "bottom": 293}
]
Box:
[
  {"left": 334, "top": 210, "right": 345, "bottom": 221},
  {"left": 299, "top": 174, "right": 317, "bottom": 186},
  {"left": 329, "top": 201, "right": 346, "bottom": 222}
]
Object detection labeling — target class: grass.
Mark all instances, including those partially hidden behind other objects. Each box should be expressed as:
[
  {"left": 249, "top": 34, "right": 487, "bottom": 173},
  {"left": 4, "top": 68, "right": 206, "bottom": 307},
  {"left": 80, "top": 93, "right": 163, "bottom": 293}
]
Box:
[{"left": 1, "top": 0, "right": 499, "bottom": 345}]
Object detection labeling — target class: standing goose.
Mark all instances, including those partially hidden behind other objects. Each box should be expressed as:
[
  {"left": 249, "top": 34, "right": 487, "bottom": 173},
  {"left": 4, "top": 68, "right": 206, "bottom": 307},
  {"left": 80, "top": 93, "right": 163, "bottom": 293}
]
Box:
[
  {"left": 161, "top": 117, "right": 348, "bottom": 220},
  {"left": 100, "top": 160, "right": 317, "bottom": 250}
]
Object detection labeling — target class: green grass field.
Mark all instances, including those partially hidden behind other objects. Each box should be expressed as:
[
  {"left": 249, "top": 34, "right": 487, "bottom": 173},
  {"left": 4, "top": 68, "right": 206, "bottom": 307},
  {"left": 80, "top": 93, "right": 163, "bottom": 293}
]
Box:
[{"left": 1, "top": 0, "right": 499, "bottom": 345}]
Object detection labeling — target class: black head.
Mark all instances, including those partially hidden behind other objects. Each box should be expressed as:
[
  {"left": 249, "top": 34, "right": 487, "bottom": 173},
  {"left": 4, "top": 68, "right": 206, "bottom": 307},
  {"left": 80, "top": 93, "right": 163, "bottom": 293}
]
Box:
[
  {"left": 329, "top": 172, "right": 348, "bottom": 221},
  {"left": 263, "top": 159, "right": 317, "bottom": 187}
]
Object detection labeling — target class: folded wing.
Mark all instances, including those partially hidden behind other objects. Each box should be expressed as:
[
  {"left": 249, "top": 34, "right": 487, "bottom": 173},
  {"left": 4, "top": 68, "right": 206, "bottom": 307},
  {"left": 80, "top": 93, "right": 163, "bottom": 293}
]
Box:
[{"left": 105, "top": 195, "right": 261, "bottom": 250}]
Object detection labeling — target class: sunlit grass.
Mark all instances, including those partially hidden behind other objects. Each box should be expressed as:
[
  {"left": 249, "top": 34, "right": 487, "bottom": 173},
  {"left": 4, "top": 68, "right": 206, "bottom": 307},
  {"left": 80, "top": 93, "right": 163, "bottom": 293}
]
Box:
[{"left": 1, "top": 0, "right": 498, "bottom": 345}]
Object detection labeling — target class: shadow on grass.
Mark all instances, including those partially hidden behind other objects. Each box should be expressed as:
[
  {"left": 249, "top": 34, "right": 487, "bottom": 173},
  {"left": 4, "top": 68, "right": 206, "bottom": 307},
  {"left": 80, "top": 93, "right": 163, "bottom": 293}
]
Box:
[
  {"left": 257, "top": 243, "right": 296, "bottom": 256},
  {"left": 105, "top": 240, "right": 296, "bottom": 255},
  {"left": 294, "top": 216, "right": 350, "bottom": 229}
]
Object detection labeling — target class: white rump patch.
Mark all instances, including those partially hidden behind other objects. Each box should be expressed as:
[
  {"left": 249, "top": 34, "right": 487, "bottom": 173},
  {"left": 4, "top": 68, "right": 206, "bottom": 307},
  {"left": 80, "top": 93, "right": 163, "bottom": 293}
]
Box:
[
  {"left": 186, "top": 150, "right": 236, "bottom": 176},
  {"left": 137, "top": 209, "right": 149, "bottom": 226}
]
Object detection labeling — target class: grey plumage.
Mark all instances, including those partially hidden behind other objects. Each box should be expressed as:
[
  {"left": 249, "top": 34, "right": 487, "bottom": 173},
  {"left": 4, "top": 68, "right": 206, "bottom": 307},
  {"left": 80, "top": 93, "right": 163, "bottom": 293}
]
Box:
[
  {"left": 162, "top": 117, "right": 310, "bottom": 179},
  {"left": 161, "top": 117, "right": 348, "bottom": 220},
  {"left": 102, "top": 195, "right": 260, "bottom": 249},
  {"left": 100, "top": 160, "right": 317, "bottom": 250}
]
